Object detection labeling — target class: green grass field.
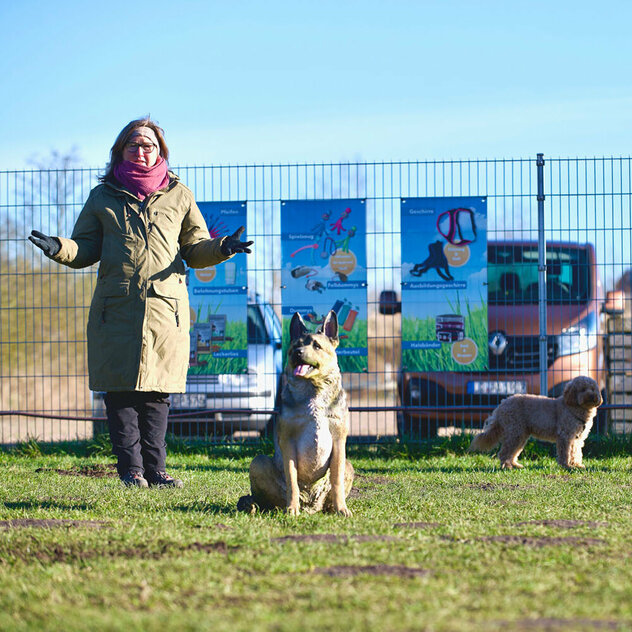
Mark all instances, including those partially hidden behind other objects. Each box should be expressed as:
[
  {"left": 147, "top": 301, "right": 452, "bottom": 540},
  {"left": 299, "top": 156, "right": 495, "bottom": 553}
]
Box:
[{"left": 2, "top": 436, "right": 632, "bottom": 631}]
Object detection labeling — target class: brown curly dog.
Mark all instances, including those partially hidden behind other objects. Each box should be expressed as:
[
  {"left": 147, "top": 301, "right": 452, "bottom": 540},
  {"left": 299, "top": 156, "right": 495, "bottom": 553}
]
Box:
[{"left": 468, "top": 376, "right": 602, "bottom": 469}]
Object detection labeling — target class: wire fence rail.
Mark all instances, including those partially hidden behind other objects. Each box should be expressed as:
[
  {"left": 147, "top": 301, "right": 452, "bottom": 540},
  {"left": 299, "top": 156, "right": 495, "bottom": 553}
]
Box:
[{"left": 1, "top": 156, "right": 630, "bottom": 444}]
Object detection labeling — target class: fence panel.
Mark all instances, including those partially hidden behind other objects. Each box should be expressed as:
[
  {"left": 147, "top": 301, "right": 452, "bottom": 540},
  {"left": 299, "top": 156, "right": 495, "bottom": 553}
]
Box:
[{"left": 0, "top": 157, "right": 630, "bottom": 444}]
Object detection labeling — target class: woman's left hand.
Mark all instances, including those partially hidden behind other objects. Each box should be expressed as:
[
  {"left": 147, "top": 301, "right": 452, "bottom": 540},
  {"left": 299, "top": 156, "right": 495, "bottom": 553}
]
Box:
[{"left": 221, "top": 226, "right": 253, "bottom": 255}]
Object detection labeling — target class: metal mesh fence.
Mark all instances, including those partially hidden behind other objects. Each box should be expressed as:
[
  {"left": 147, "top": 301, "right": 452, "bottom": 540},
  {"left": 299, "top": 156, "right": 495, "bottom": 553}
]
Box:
[{"left": 0, "top": 157, "right": 630, "bottom": 443}]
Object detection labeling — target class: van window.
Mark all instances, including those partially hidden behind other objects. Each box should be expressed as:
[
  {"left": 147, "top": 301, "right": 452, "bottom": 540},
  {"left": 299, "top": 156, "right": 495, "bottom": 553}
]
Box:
[
  {"left": 488, "top": 245, "right": 590, "bottom": 305},
  {"left": 247, "top": 305, "right": 270, "bottom": 344}
]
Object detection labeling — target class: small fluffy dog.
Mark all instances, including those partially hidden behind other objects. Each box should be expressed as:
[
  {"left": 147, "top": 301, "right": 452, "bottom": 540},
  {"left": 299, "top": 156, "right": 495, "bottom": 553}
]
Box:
[
  {"left": 468, "top": 376, "right": 602, "bottom": 469},
  {"left": 238, "top": 311, "right": 354, "bottom": 516}
]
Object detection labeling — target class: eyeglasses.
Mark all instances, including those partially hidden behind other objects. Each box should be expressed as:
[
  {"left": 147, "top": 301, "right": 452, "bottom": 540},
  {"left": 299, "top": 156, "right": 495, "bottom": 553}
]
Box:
[{"left": 125, "top": 142, "right": 157, "bottom": 153}]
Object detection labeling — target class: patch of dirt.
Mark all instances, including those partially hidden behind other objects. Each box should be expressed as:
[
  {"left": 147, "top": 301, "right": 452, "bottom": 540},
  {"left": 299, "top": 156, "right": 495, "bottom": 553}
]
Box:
[
  {"left": 0, "top": 519, "right": 109, "bottom": 529},
  {"left": 313, "top": 564, "right": 430, "bottom": 578},
  {"left": 0, "top": 539, "right": 237, "bottom": 564},
  {"left": 346, "top": 488, "right": 364, "bottom": 499},
  {"left": 441, "top": 535, "right": 606, "bottom": 548},
  {"left": 194, "top": 523, "right": 234, "bottom": 531},
  {"left": 498, "top": 618, "right": 623, "bottom": 630},
  {"left": 465, "top": 483, "right": 537, "bottom": 490},
  {"left": 272, "top": 534, "right": 398, "bottom": 544},
  {"left": 354, "top": 475, "right": 392, "bottom": 486},
  {"left": 349, "top": 475, "right": 394, "bottom": 499},
  {"left": 185, "top": 541, "right": 235, "bottom": 554},
  {"left": 36, "top": 464, "right": 118, "bottom": 478},
  {"left": 393, "top": 522, "right": 442, "bottom": 529},
  {"left": 515, "top": 520, "right": 609, "bottom": 529}
]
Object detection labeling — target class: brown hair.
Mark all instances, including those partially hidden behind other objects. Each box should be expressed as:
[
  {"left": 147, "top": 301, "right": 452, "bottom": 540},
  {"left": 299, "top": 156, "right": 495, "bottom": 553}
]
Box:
[{"left": 99, "top": 116, "right": 169, "bottom": 182}]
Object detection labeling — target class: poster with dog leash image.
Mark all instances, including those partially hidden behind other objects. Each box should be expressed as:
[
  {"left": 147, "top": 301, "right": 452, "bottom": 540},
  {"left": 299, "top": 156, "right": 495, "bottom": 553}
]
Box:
[
  {"left": 400, "top": 196, "right": 488, "bottom": 372},
  {"left": 281, "top": 199, "right": 368, "bottom": 372},
  {"left": 187, "top": 201, "right": 248, "bottom": 375}
]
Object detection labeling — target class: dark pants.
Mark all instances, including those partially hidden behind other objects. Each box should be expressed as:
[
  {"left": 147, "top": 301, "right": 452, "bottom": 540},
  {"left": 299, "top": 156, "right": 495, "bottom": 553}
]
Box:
[{"left": 104, "top": 391, "right": 170, "bottom": 478}]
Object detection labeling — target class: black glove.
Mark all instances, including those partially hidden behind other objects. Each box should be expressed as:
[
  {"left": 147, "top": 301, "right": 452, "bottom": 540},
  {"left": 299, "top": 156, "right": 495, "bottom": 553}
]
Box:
[
  {"left": 220, "top": 226, "right": 253, "bottom": 256},
  {"left": 28, "top": 230, "right": 61, "bottom": 257}
]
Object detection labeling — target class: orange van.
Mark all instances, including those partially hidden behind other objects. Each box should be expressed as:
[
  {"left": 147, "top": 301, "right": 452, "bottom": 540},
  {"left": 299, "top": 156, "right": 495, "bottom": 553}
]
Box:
[{"left": 385, "top": 241, "right": 607, "bottom": 438}]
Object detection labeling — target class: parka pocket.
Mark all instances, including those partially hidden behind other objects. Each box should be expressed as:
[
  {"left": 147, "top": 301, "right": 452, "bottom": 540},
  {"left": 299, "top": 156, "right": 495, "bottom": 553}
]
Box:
[
  {"left": 94, "top": 278, "right": 130, "bottom": 324},
  {"left": 150, "top": 279, "right": 186, "bottom": 329}
]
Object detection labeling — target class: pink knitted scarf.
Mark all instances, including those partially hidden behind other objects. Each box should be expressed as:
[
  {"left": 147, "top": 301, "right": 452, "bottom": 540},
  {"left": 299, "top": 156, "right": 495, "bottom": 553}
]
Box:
[{"left": 113, "top": 157, "right": 170, "bottom": 200}]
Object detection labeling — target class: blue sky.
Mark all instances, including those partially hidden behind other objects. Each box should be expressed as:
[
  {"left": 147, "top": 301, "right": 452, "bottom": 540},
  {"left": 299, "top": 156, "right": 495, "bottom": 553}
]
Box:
[{"left": 1, "top": 0, "right": 631, "bottom": 169}]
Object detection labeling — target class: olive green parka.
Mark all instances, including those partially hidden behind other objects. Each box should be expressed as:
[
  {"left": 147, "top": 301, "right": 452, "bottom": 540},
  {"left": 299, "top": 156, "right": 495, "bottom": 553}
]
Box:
[{"left": 51, "top": 174, "right": 231, "bottom": 393}]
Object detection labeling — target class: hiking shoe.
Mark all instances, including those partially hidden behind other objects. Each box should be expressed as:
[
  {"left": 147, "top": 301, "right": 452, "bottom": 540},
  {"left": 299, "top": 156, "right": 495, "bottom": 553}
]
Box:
[
  {"left": 121, "top": 470, "right": 149, "bottom": 488},
  {"left": 147, "top": 471, "right": 184, "bottom": 488}
]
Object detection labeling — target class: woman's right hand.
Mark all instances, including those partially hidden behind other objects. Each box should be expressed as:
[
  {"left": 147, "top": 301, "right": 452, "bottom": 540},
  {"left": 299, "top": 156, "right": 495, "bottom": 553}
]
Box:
[{"left": 28, "top": 230, "right": 61, "bottom": 257}]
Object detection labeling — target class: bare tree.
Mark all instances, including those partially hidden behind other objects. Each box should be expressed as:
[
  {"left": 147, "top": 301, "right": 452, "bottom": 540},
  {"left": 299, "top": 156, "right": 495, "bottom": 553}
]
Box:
[{"left": 27, "top": 147, "right": 83, "bottom": 236}]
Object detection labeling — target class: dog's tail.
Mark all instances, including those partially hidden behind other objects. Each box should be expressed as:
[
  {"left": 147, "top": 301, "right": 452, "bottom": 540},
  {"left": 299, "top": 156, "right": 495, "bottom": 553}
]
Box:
[{"left": 468, "top": 414, "right": 503, "bottom": 453}]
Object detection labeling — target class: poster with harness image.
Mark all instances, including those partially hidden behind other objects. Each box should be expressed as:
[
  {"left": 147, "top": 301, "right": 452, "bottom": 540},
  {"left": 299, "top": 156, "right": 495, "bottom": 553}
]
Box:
[
  {"left": 280, "top": 199, "right": 367, "bottom": 372},
  {"left": 400, "top": 196, "right": 488, "bottom": 372},
  {"left": 186, "top": 201, "right": 248, "bottom": 375}
]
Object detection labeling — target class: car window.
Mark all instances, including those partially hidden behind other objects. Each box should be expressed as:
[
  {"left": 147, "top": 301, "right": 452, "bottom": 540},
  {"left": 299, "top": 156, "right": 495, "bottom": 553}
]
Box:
[{"left": 488, "top": 245, "right": 591, "bottom": 305}]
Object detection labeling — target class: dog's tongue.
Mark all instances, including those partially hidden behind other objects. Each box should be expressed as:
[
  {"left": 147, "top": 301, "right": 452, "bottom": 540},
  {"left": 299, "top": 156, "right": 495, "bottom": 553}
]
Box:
[{"left": 293, "top": 364, "right": 311, "bottom": 377}]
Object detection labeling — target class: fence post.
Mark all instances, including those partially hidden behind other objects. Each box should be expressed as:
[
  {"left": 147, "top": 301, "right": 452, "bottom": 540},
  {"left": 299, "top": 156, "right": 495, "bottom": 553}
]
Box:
[{"left": 536, "top": 153, "right": 548, "bottom": 396}]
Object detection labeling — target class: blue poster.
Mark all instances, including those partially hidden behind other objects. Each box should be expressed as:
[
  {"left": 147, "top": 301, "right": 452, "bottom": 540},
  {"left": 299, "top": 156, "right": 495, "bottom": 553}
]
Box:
[
  {"left": 281, "top": 199, "right": 368, "bottom": 372},
  {"left": 401, "top": 197, "right": 488, "bottom": 372},
  {"left": 187, "top": 201, "right": 248, "bottom": 374}
]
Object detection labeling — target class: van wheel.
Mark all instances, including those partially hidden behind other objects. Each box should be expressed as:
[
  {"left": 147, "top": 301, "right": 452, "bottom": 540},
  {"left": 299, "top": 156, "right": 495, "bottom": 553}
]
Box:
[
  {"left": 397, "top": 413, "right": 439, "bottom": 440},
  {"left": 260, "top": 380, "right": 282, "bottom": 440},
  {"left": 594, "top": 389, "right": 610, "bottom": 436}
]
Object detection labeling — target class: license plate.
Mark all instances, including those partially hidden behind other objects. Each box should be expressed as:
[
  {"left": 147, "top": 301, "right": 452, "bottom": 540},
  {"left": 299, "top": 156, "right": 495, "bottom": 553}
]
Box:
[{"left": 467, "top": 381, "right": 527, "bottom": 396}]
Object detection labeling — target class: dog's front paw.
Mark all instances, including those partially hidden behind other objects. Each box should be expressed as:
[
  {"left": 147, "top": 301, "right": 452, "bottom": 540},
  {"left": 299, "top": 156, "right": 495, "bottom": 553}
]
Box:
[
  {"left": 331, "top": 502, "right": 352, "bottom": 517},
  {"left": 286, "top": 504, "right": 300, "bottom": 516}
]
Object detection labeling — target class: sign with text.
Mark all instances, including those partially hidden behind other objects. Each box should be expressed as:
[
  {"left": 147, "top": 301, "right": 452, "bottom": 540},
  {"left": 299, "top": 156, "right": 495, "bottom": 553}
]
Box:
[
  {"left": 401, "top": 197, "right": 488, "bottom": 372},
  {"left": 187, "top": 201, "right": 248, "bottom": 374},
  {"left": 281, "top": 199, "right": 368, "bottom": 372}
]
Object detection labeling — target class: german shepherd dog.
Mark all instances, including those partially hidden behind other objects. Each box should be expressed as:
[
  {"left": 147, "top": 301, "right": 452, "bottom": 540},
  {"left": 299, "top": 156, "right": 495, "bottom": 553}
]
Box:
[{"left": 237, "top": 311, "right": 354, "bottom": 515}]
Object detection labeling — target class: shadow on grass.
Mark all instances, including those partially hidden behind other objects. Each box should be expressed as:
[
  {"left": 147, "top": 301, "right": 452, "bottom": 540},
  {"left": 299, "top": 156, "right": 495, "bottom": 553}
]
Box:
[
  {"left": 4, "top": 500, "right": 93, "bottom": 511},
  {"left": 3, "top": 432, "right": 631, "bottom": 462},
  {"left": 174, "top": 463, "right": 251, "bottom": 474},
  {"left": 172, "top": 502, "right": 238, "bottom": 516}
]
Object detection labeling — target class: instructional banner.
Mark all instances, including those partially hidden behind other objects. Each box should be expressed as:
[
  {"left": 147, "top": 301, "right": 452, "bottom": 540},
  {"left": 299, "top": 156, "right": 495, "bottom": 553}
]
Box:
[
  {"left": 401, "top": 196, "right": 488, "bottom": 372},
  {"left": 281, "top": 199, "right": 368, "bottom": 372},
  {"left": 187, "top": 201, "right": 248, "bottom": 375}
]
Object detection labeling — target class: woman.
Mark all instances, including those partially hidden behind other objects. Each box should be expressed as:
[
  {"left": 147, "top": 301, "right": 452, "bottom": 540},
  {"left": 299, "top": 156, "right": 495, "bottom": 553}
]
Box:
[{"left": 29, "top": 117, "right": 252, "bottom": 488}]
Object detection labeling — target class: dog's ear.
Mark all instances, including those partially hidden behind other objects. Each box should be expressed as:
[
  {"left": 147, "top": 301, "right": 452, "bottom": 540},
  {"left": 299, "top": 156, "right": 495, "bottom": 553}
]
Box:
[
  {"left": 290, "top": 312, "right": 309, "bottom": 341},
  {"left": 318, "top": 310, "right": 339, "bottom": 347},
  {"left": 563, "top": 379, "right": 579, "bottom": 407}
]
